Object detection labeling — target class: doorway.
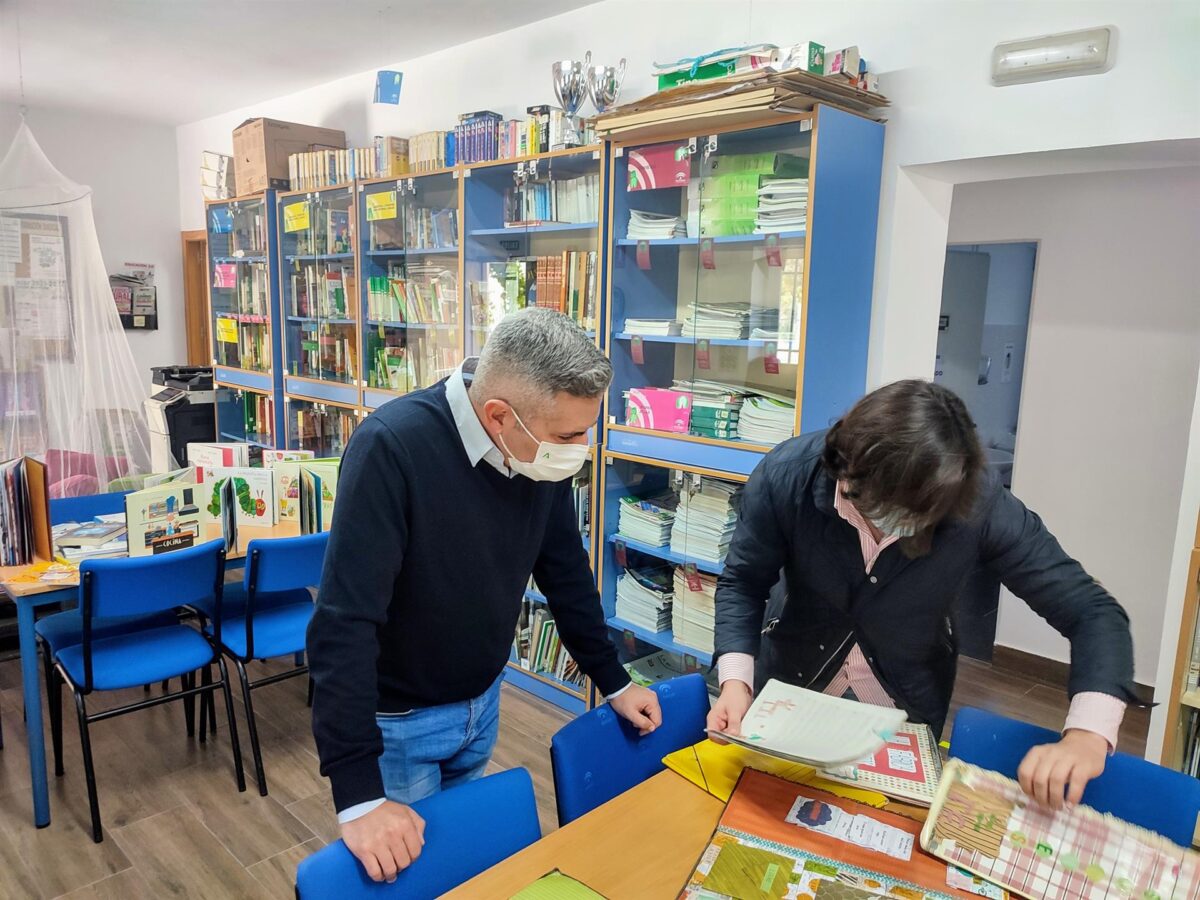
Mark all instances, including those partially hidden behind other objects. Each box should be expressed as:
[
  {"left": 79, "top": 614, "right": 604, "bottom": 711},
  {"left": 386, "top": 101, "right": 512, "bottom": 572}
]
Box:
[
  {"left": 936, "top": 241, "right": 1037, "bottom": 660},
  {"left": 180, "top": 230, "right": 209, "bottom": 366}
]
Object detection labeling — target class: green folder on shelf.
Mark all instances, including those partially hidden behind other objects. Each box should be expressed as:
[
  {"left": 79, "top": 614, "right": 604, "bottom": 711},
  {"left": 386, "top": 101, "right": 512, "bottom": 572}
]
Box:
[{"left": 509, "top": 869, "right": 607, "bottom": 899}]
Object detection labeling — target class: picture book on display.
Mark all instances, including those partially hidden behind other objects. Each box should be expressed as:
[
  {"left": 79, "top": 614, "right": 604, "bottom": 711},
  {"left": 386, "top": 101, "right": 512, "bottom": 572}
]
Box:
[
  {"left": 820, "top": 722, "right": 944, "bottom": 807},
  {"left": 125, "top": 480, "right": 235, "bottom": 557},
  {"left": 263, "top": 452, "right": 314, "bottom": 522},
  {"left": 299, "top": 460, "right": 340, "bottom": 534},
  {"left": 186, "top": 442, "right": 250, "bottom": 469},
  {"left": 711, "top": 679, "right": 907, "bottom": 767},
  {"left": 682, "top": 768, "right": 982, "bottom": 900},
  {"left": 0, "top": 456, "right": 52, "bottom": 566},
  {"left": 198, "top": 467, "right": 275, "bottom": 526},
  {"left": 923, "top": 760, "right": 1198, "bottom": 900}
]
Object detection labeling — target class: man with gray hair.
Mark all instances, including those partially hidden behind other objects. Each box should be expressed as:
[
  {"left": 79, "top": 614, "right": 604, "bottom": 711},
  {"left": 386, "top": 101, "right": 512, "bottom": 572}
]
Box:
[{"left": 308, "top": 308, "right": 662, "bottom": 882}]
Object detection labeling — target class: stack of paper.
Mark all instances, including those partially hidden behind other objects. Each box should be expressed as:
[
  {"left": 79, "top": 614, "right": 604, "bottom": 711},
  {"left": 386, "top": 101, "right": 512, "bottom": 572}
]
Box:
[
  {"left": 683, "top": 301, "right": 750, "bottom": 339},
  {"left": 670, "top": 477, "right": 740, "bottom": 563},
  {"left": 673, "top": 379, "right": 749, "bottom": 440},
  {"left": 617, "top": 493, "right": 677, "bottom": 547},
  {"left": 755, "top": 177, "right": 808, "bottom": 233},
  {"left": 58, "top": 537, "right": 129, "bottom": 563},
  {"left": 623, "top": 318, "right": 683, "bottom": 336},
  {"left": 615, "top": 563, "right": 674, "bottom": 632},
  {"left": 672, "top": 566, "right": 717, "bottom": 653},
  {"left": 627, "top": 210, "right": 685, "bottom": 240},
  {"left": 738, "top": 395, "right": 797, "bottom": 445}
]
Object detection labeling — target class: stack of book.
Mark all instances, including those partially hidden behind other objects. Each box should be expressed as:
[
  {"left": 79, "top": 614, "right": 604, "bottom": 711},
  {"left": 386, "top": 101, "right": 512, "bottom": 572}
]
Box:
[
  {"left": 56, "top": 522, "right": 128, "bottom": 562},
  {"left": 672, "top": 379, "right": 750, "bottom": 440},
  {"left": 669, "top": 476, "right": 740, "bottom": 563},
  {"left": 200, "top": 151, "right": 235, "bottom": 201},
  {"left": 288, "top": 137, "right": 410, "bottom": 190},
  {"left": 738, "top": 394, "right": 797, "bottom": 445},
  {"left": 755, "top": 178, "right": 809, "bottom": 233},
  {"left": 683, "top": 301, "right": 752, "bottom": 339},
  {"left": 503, "top": 173, "right": 599, "bottom": 226},
  {"left": 617, "top": 493, "right": 677, "bottom": 547},
  {"left": 672, "top": 566, "right": 717, "bottom": 654},
  {"left": 627, "top": 210, "right": 685, "bottom": 240},
  {"left": 615, "top": 563, "right": 674, "bottom": 633},
  {"left": 623, "top": 318, "right": 682, "bottom": 337}
]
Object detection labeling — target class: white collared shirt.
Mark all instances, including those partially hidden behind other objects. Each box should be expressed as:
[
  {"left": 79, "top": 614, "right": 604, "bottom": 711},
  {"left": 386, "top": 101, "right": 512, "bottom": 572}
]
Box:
[{"left": 444, "top": 357, "right": 513, "bottom": 478}]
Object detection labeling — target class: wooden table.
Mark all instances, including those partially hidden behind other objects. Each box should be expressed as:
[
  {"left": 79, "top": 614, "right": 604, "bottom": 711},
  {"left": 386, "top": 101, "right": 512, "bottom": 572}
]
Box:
[
  {"left": 447, "top": 771, "right": 931, "bottom": 899},
  {"left": 0, "top": 520, "right": 301, "bottom": 828}
]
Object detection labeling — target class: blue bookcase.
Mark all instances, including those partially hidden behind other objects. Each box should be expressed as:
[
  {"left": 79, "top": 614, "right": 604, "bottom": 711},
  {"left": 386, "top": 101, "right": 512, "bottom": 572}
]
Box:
[
  {"left": 205, "top": 191, "right": 286, "bottom": 448},
  {"left": 597, "top": 105, "right": 884, "bottom": 683}
]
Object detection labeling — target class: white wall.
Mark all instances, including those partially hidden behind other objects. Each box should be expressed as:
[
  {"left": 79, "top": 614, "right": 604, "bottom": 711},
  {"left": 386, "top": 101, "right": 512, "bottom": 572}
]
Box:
[
  {"left": 2, "top": 103, "right": 185, "bottom": 388},
  {"left": 949, "top": 166, "right": 1200, "bottom": 685},
  {"left": 174, "top": 0, "right": 1200, "bottom": 386}
]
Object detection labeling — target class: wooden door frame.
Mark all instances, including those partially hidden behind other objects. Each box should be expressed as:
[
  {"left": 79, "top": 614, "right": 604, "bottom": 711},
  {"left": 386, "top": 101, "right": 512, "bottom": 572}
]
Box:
[{"left": 180, "top": 229, "right": 209, "bottom": 367}]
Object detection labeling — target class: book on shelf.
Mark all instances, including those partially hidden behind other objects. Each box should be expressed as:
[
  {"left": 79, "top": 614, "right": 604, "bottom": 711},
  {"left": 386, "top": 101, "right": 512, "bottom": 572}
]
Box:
[
  {"left": 288, "top": 263, "right": 355, "bottom": 319},
  {"left": 295, "top": 408, "right": 357, "bottom": 458},
  {"left": 511, "top": 598, "right": 585, "bottom": 689},
  {"left": 672, "top": 565, "right": 717, "bottom": 653},
  {"left": 625, "top": 387, "right": 692, "bottom": 433},
  {"left": 503, "top": 173, "right": 599, "bottom": 226},
  {"left": 408, "top": 130, "right": 454, "bottom": 172},
  {"left": 241, "top": 392, "right": 274, "bottom": 441},
  {"left": 287, "top": 137, "right": 410, "bottom": 190},
  {"left": 294, "top": 321, "right": 357, "bottom": 382},
  {"left": 623, "top": 318, "right": 682, "bottom": 336},
  {"left": 0, "top": 456, "right": 51, "bottom": 567},
  {"left": 616, "top": 492, "right": 677, "bottom": 547},
  {"left": 669, "top": 476, "right": 740, "bottom": 564},
  {"left": 468, "top": 252, "right": 597, "bottom": 333},
  {"left": 407, "top": 206, "right": 459, "bottom": 250},
  {"left": 293, "top": 206, "right": 355, "bottom": 257},
  {"left": 615, "top": 562, "right": 674, "bottom": 633},
  {"left": 454, "top": 110, "right": 502, "bottom": 165}
]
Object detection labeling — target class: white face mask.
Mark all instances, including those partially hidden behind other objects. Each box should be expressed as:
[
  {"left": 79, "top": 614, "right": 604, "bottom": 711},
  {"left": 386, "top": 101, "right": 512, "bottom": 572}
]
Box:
[
  {"left": 497, "top": 407, "right": 590, "bottom": 482},
  {"left": 868, "top": 511, "right": 919, "bottom": 538}
]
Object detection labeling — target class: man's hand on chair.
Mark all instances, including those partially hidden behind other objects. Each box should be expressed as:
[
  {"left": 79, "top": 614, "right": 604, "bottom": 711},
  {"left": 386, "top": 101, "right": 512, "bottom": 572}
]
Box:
[
  {"left": 342, "top": 800, "right": 425, "bottom": 883},
  {"left": 608, "top": 683, "right": 663, "bottom": 735}
]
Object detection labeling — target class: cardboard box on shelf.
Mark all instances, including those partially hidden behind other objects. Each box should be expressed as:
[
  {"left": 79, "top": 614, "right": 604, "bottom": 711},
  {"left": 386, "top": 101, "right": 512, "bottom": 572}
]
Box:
[{"left": 232, "top": 118, "right": 346, "bottom": 195}]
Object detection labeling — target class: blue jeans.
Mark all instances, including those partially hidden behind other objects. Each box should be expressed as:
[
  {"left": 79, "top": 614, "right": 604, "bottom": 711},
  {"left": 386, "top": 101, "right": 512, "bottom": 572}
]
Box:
[{"left": 376, "top": 675, "right": 502, "bottom": 805}]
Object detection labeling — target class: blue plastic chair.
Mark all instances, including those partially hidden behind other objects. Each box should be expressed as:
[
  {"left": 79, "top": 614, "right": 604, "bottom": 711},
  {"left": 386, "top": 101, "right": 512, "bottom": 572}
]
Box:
[
  {"left": 551, "top": 672, "right": 709, "bottom": 826},
  {"left": 949, "top": 706, "right": 1200, "bottom": 846},
  {"left": 191, "top": 531, "right": 328, "bottom": 797},
  {"left": 48, "top": 490, "right": 131, "bottom": 526},
  {"left": 296, "top": 767, "right": 541, "bottom": 898},
  {"left": 43, "top": 540, "right": 246, "bottom": 842}
]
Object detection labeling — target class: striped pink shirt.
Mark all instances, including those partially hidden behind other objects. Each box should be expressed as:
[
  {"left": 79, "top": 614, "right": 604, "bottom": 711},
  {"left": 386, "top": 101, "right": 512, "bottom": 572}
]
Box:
[{"left": 716, "top": 479, "right": 1125, "bottom": 748}]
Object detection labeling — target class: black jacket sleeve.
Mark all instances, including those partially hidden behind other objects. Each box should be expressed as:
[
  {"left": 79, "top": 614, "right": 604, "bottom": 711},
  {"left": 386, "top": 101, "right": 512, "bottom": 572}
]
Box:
[
  {"left": 714, "top": 451, "right": 793, "bottom": 661},
  {"left": 534, "top": 480, "right": 629, "bottom": 697},
  {"left": 307, "top": 418, "right": 409, "bottom": 812},
  {"left": 978, "top": 486, "right": 1139, "bottom": 703}
]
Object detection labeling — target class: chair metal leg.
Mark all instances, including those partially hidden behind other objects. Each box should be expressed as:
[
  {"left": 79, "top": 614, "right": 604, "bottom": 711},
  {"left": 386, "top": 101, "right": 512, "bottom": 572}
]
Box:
[
  {"left": 207, "top": 663, "right": 217, "bottom": 734},
  {"left": 42, "top": 650, "right": 64, "bottom": 777},
  {"left": 306, "top": 675, "right": 315, "bottom": 708},
  {"left": 182, "top": 672, "right": 196, "bottom": 739},
  {"left": 233, "top": 658, "right": 268, "bottom": 796},
  {"left": 216, "top": 656, "right": 246, "bottom": 793},
  {"left": 72, "top": 692, "right": 103, "bottom": 843},
  {"left": 160, "top": 679, "right": 169, "bottom": 692},
  {"left": 198, "top": 666, "right": 210, "bottom": 744}
]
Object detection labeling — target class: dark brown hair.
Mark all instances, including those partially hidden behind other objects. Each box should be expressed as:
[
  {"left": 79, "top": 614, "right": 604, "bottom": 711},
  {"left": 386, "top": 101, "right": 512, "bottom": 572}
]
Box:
[{"left": 822, "top": 380, "right": 984, "bottom": 557}]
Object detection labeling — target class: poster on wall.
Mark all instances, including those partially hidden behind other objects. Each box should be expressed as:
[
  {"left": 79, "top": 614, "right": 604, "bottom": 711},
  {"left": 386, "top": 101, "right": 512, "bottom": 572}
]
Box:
[
  {"left": 109, "top": 261, "right": 158, "bottom": 330},
  {"left": 0, "top": 213, "right": 74, "bottom": 360}
]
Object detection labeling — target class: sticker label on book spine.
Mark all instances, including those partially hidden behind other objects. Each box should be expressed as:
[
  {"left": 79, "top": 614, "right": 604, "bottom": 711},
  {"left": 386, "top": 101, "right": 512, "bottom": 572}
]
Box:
[
  {"left": 700, "top": 237, "right": 716, "bottom": 270},
  {"left": 366, "top": 191, "right": 397, "bottom": 221},
  {"left": 636, "top": 240, "right": 651, "bottom": 270},
  {"left": 696, "top": 339, "right": 711, "bottom": 370},
  {"left": 631, "top": 335, "right": 645, "bottom": 365},
  {"left": 764, "top": 341, "right": 780, "bottom": 375},
  {"left": 283, "top": 201, "right": 310, "bottom": 233}
]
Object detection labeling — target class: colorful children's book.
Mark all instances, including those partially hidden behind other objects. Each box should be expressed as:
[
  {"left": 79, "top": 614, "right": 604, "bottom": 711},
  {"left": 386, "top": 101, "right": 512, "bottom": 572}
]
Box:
[
  {"left": 261, "top": 449, "right": 315, "bottom": 464},
  {"left": 268, "top": 462, "right": 302, "bottom": 522},
  {"left": 922, "top": 760, "right": 1199, "bottom": 900},
  {"left": 624, "top": 387, "right": 692, "bottom": 433},
  {"left": 186, "top": 442, "right": 250, "bottom": 469},
  {"left": 299, "top": 460, "right": 341, "bottom": 534},
  {"left": 144, "top": 466, "right": 197, "bottom": 488},
  {"left": 820, "top": 722, "right": 944, "bottom": 807},
  {"left": 125, "top": 482, "right": 206, "bottom": 557},
  {"left": 198, "top": 467, "right": 275, "bottom": 526},
  {"left": 710, "top": 679, "right": 907, "bottom": 767}
]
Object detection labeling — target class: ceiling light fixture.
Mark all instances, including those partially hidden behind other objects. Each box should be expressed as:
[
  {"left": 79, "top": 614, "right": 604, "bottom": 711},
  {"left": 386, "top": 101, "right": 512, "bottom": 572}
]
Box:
[{"left": 991, "top": 26, "right": 1116, "bottom": 86}]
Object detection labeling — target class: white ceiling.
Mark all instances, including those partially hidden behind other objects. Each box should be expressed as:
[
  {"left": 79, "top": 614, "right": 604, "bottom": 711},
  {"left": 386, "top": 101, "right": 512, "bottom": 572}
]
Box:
[{"left": 0, "top": 0, "right": 600, "bottom": 125}]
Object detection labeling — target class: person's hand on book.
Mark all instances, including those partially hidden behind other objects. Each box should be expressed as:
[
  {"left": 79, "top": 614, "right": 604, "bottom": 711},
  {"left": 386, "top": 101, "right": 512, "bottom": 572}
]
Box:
[
  {"left": 342, "top": 800, "right": 426, "bottom": 883},
  {"left": 1016, "top": 728, "right": 1108, "bottom": 810},
  {"left": 609, "top": 683, "right": 663, "bottom": 735},
  {"left": 707, "top": 679, "right": 753, "bottom": 744}
]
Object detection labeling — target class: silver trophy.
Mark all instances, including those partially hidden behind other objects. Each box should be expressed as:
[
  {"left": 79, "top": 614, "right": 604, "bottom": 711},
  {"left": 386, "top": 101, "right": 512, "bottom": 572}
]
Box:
[
  {"left": 551, "top": 51, "right": 591, "bottom": 147},
  {"left": 588, "top": 58, "right": 627, "bottom": 114}
]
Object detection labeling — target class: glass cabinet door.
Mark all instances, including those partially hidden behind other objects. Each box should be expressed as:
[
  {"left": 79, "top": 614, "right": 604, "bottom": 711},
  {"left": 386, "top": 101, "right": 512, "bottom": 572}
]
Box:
[
  {"left": 360, "top": 173, "right": 461, "bottom": 401},
  {"left": 208, "top": 196, "right": 272, "bottom": 373},
  {"left": 609, "top": 124, "right": 809, "bottom": 450},
  {"left": 286, "top": 399, "right": 357, "bottom": 457},
  {"left": 279, "top": 186, "right": 358, "bottom": 387},
  {"left": 215, "top": 386, "right": 276, "bottom": 448},
  {"left": 465, "top": 148, "right": 602, "bottom": 357}
]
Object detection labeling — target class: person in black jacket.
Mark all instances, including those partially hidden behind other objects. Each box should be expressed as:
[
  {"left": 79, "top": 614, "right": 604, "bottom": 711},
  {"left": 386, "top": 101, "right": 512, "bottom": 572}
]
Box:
[
  {"left": 308, "top": 309, "right": 661, "bottom": 883},
  {"left": 710, "top": 380, "right": 1138, "bottom": 810}
]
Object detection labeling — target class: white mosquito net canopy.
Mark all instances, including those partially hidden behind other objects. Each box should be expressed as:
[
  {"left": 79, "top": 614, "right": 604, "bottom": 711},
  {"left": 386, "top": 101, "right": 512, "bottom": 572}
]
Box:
[{"left": 0, "top": 122, "right": 152, "bottom": 495}]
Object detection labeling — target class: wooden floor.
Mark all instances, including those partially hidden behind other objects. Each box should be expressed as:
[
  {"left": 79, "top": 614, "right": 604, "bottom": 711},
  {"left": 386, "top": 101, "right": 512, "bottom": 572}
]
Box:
[{"left": 0, "top": 653, "right": 1148, "bottom": 899}]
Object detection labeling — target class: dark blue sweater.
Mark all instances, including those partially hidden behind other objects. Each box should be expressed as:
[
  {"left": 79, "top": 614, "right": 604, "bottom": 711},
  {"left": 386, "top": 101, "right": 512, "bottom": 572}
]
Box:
[{"left": 307, "top": 380, "right": 627, "bottom": 811}]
